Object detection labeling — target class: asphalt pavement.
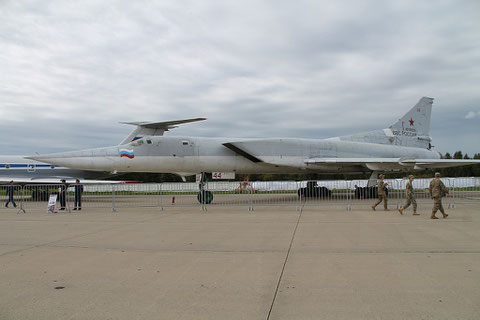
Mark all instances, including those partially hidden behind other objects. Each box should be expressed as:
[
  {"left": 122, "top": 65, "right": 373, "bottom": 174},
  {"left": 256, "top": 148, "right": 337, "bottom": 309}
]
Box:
[{"left": 0, "top": 203, "right": 479, "bottom": 320}]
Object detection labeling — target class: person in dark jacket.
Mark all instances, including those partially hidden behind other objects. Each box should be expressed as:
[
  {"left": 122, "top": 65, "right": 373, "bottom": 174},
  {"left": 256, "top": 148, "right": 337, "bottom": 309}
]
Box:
[
  {"left": 73, "top": 179, "right": 83, "bottom": 210},
  {"left": 59, "top": 179, "right": 67, "bottom": 210},
  {"left": 5, "top": 181, "right": 17, "bottom": 208}
]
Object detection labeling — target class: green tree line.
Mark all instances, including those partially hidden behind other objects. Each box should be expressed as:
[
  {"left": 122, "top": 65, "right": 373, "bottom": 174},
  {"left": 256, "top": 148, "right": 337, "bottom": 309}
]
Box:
[{"left": 113, "top": 151, "right": 480, "bottom": 182}]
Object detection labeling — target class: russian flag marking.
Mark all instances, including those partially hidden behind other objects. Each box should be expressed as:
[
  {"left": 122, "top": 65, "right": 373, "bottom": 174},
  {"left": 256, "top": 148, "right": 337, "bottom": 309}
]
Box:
[{"left": 119, "top": 149, "right": 134, "bottom": 159}]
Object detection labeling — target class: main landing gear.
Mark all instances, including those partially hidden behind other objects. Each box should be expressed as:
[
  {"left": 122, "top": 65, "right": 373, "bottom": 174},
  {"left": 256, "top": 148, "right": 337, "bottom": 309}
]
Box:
[{"left": 197, "top": 172, "right": 213, "bottom": 204}]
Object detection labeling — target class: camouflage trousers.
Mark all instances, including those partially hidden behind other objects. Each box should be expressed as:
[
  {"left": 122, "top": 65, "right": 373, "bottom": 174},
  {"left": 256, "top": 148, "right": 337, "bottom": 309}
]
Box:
[
  {"left": 432, "top": 197, "right": 445, "bottom": 214},
  {"left": 402, "top": 196, "right": 417, "bottom": 212},
  {"left": 373, "top": 194, "right": 388, "bottom": 209}
]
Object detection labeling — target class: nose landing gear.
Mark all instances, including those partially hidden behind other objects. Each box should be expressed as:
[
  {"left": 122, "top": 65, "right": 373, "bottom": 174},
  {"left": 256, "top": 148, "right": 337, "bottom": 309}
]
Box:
[
  {"left": 197, "top": 190, "right": 213, "bottom": 204},
  {"left": 197, "top": 172, "right": 213, "bottom": 204}
]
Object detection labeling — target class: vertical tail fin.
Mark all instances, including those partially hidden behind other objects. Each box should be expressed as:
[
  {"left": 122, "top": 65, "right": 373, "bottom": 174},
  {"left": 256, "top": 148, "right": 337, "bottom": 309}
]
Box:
[
  {"left": 390, "top": 97, "right": 433, "bottom": 137},
  {"left": 337, "top": 97, "right": 434, "bottom": 149},
  {"left": 388, "top": 97, "right": 433, "bottom": 149}
]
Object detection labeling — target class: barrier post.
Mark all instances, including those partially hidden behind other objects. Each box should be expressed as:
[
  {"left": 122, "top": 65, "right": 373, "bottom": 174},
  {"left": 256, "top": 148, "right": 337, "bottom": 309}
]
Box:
[
  {"left": 395, "top": 179, "right": 402, "bottom": 209},
  {"left": 158, "top": 183, "right": 164, "bottom": 211},
  {"left": 112, "top": 184, "right": 116, "bottom": 212},
  {"left": 65, "top": 185, "right": 71, "bottom": 213},
  {"left": 295, "top": 182, "right": 300, "bottom": 212},
  {"left": 449, "top": 178, "right": 456, "bottom": 209},
  {"left": 17, "top": 185, "right": 26, "bottom": 214},
  {"left": 400, "top": 178, "right": 405, "bottom": 208},
  {"left": 248, "top": 184, "right": 254, "bottom": 212},
  {"left": 346, "top": 181, "right": 352, "bottom": 211}
]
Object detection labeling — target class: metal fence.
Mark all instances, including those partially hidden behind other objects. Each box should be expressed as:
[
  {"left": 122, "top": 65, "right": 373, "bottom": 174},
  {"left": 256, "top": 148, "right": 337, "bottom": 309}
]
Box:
[
  {"left": 0, "top": 177, "right": 478, "bottom": 213},
  {"left": 449, "top": 177, "right": 480, "bottom": 207}
]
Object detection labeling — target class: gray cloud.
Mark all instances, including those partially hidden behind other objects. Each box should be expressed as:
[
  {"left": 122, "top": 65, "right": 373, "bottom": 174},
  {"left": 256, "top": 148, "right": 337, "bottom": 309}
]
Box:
[
  {"left": 465, "top": 111, "right": 479, "bottom": 119},
  {"left": 1, "top": 0, "right": 479, "bottom": 156}
]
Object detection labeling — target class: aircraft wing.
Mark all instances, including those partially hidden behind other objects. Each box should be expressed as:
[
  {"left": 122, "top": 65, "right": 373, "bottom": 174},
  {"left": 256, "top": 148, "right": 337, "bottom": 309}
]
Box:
[
  {"left": 120, "top": 118, "right": 207, "bottom": 144},
  {"left": 305, "top": 158, "right": 480, "bottom": 171}
]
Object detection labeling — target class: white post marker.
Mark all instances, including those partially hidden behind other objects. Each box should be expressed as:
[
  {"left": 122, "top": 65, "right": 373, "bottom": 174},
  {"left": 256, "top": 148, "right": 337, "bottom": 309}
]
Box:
[{"left": 47, "top": 194, "right": 58, "bottom": 213}]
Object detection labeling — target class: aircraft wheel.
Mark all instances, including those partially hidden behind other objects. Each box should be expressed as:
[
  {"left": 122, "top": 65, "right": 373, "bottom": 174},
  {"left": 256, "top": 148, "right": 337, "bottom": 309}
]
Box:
[
  {"left": 197, "top": 190, "right": 213, "bottom": 204},
  {"left": 297, "top": 189, "right": 304, "bottom": 198}
]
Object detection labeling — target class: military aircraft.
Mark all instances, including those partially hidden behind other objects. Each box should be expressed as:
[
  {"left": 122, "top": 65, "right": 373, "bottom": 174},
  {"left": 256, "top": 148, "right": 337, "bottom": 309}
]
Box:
[
  {"left": 0, "top": 155, "right": 125, "bottom": 185},
  {"left": 28, "top": 97, "right": 480, "bottom": 183}
]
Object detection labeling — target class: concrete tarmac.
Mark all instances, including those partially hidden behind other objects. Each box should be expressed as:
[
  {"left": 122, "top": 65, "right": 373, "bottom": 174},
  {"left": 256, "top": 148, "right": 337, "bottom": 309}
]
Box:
[{"left": 0, "top": 204, "right": 479, "bottom": 320}]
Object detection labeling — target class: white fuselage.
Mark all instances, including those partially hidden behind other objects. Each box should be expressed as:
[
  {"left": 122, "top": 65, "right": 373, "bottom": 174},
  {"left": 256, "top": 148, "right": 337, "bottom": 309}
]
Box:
[{"left": 30, "top": 136, "right": 441, "bottom": 175}]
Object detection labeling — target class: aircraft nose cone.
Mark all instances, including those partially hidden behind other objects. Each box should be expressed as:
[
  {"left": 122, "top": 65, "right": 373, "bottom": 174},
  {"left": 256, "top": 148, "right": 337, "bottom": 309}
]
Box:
[
  {"left": 24, "top": 151, "right": 84, "bottom": 168},
  {"left": 25, "top": 153, "right": 68, "bottom": 162},
  {"left": 25, "top": 147, "right": 119, "bottom": 171}
]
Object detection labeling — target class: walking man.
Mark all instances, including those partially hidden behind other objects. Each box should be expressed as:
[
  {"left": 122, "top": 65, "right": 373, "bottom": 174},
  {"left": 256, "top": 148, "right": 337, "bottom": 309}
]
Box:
[
  {"left": 5, "top": 181, "right": 17, "bottom": 208},
  {"left": 59, "top": 179, "right": 67, "bottom": 210},
  {"left": 399, "top": 175, "right": 418, "bottom": 215},
  {"left": 73, "top": 179, "right": 83, "bottom": 210},
  {"left": 372, "top": 174, "right": 388, "bottom": 211},
  {"left": 429, "top": 172, "right": 449, "bottom": 219}
]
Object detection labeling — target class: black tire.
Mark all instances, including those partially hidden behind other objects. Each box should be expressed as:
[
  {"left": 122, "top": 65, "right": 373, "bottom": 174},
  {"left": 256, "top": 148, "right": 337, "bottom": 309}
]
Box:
[
  {"left": 197, "top": 190, "right": 213, "bottom": 204},
  {"left": 317, "top": 187, "right": 332, "bottom": 198},
  {"left": 298, "top": 187, "right": 332, "bottom": 198}
]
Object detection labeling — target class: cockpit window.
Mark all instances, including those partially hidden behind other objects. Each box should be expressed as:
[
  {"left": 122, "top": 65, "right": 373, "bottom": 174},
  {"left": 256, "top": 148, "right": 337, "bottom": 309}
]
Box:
[
  {"left": 182, "top": 140, "right": 192, "bottom": 146},
  {"left": 146, "top": 139, "right": 152, "bottom": 144},
  {"left": 131, "top": 139, "right": 144, "bottom": 146}
]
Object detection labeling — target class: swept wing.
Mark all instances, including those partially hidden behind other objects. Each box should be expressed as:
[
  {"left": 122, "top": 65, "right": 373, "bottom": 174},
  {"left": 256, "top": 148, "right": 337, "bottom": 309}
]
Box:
[{"left": 120, "top": 118, "right": 206, "bottom": 144}]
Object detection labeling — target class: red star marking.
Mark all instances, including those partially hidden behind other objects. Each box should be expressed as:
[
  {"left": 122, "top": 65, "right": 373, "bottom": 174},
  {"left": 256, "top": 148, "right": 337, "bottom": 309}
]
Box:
[{"left": 409, "top": 118, "right": 414, "bottom": 126}]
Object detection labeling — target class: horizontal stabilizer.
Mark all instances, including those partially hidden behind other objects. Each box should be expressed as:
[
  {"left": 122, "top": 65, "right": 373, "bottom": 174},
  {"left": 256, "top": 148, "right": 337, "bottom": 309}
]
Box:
[{"left": 120, "top": 118, "right": 206, "bottom": 145}]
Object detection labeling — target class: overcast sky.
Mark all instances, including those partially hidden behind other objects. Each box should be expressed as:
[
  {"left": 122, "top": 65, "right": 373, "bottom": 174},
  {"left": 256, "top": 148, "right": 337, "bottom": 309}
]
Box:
[{"left": 1, "top": 0, "right": 479, "bottom": 156}]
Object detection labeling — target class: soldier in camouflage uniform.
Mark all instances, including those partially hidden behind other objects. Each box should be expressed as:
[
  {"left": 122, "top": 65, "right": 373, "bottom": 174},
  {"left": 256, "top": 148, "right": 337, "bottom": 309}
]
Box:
[
  {"left": 429, "top": 172, "right": 449, "bottom": 219},
  {"left": 372, "top": 174, "right": 388, "bottom": 211},
  {"left": 398, "top": 175, "right": 418, "bottom": 215}
]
